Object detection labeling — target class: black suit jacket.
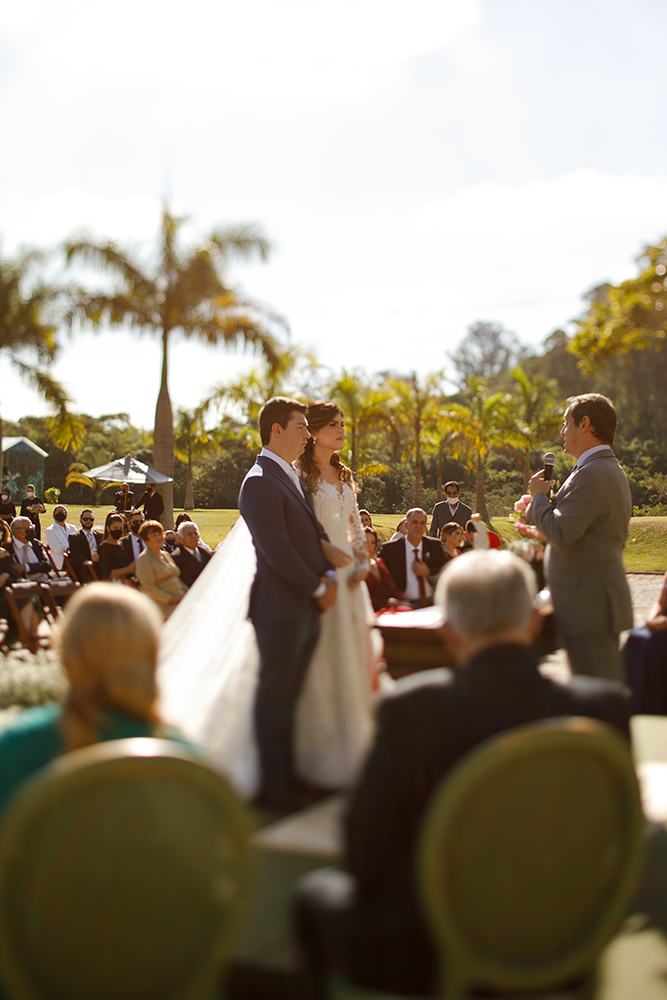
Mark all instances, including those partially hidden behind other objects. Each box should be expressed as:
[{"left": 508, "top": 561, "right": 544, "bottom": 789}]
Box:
[
  {"left": 69, "top": 530, "right": 104, "bottom": 581},
  {"left": 238, "top": 455, "right": 331, "bottom": 624},
  {"left": 138, "top": 490, "right": 164, "bottom": 521},
  {"left": 172, "top": 544, "right": 212, "bottom": 588},
  {"left": 429, "top": 499, "right": 472, "bottom": 536},
  {"left": 379, "top": 536, "right": 446, "bottom": 594},
  {"left": 344, "top": 644, "right": 631, "bottom": 993}
]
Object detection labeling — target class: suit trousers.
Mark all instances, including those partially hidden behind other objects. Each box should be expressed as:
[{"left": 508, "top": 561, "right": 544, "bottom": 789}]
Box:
[
  {"left": 253, "top": 607, "right": 320, "bottom": 801},
  {"left": 564, "top": 632, "right": 623, "bottom": 683}
]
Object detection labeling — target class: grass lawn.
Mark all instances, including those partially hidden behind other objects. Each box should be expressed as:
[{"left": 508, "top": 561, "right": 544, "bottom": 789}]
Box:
[{"left": 57, "top": 506, "right": 667, "bottom": 573}]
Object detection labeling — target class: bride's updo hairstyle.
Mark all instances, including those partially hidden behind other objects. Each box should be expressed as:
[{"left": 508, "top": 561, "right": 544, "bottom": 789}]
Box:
[{"left": 301, "top": 401, "right": 354, "bottom": 490}]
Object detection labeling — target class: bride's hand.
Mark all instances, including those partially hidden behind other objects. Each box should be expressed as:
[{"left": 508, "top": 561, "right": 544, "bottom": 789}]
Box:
[
  {"left": 321, "top": 539, "right": 352, "bottom": 568},
  {"left": 348, "top": 564, "right": 370, "bottom": 588}
]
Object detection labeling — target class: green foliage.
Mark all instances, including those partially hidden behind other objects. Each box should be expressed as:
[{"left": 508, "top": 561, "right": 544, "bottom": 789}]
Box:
[{"left": 43, "top": 487, "right": 60, "bottom": 504}]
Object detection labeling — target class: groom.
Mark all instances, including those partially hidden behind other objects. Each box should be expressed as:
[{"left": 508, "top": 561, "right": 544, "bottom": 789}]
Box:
[{"left": 239, "top": 397, "right": 337, "bottom": 810}]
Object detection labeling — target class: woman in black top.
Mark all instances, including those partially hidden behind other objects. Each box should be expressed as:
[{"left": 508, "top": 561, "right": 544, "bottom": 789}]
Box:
[
  {"left": 0, "top": 490, "right": 16, "bottom": 523},
  {"left": 97, "top": 513, "right": 136, "bottom": 582}
]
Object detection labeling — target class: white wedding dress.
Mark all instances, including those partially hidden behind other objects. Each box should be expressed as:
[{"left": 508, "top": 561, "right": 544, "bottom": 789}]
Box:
[{"left": 157, "top": 482, "right": 379, "bottom": 798}]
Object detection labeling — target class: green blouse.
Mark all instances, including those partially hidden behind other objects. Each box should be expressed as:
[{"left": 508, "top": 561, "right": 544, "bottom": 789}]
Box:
[{"left": 0, "top": 703, "right": 190, "bottom": 819}]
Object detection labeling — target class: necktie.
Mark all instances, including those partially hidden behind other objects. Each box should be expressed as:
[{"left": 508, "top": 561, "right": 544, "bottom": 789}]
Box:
[{"left": 414, "top": 548, "right": 426, "bottom": 607}]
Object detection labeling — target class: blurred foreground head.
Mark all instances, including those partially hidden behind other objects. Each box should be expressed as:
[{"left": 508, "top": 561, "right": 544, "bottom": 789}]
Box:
[
  {"left": 55, "top": 583, "right": 163, "bottom": 750},
  {"left": 435, "top": 551, "right": 537, "bottom": 657}
]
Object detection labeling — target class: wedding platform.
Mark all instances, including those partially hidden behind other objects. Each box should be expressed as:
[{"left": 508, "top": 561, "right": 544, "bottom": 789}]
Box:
[{"left": 228, "top": 714, "right": 667, "bottom": 1000}]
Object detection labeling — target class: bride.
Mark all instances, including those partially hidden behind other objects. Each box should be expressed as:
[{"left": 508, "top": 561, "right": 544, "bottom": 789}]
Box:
[{"left": 157, "top": 401, "right": 379, "bottom": 798}]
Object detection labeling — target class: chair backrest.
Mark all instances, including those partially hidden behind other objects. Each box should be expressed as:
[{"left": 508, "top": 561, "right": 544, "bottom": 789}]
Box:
[
  {"left": 0, "top": 738, "right": 253, "bottom": 1000},
  {"left": 418, "top": 717, "right": 645, "bottom": 999}
]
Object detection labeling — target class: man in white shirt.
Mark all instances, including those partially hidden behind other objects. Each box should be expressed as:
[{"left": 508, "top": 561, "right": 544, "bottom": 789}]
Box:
[
  {"left": 45, "top": 506, "right": 78, "bottom": 570},
  {"left": 428, "top": 481, "right": 473, "bottom": 536},
  {"left": 529, "top": 393, "right": 632, "bottom": 681}
]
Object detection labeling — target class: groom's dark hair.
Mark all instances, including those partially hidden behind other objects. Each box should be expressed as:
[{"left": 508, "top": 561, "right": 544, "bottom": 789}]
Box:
[{"left": 259, "top": 397, "right": 308, "bottom": 446}]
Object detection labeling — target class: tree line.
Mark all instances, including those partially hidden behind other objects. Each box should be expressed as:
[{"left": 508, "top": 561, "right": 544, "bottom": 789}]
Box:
[{"left": 3, "top": 213, "right": 667, "bottom": 520}]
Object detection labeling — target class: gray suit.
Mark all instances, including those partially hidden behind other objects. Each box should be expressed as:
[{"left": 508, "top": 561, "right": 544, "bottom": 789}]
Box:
[
  {"left": 529, "top": 446, "right": 632, "bottom": 681},
  {"left": 428, "top": 500, "right": 472, "bottom": 536}
]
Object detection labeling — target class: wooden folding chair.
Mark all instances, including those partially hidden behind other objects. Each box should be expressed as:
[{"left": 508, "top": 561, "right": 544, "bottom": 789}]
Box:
[
  {"left": 0, "top": 738, "right": 253, "bottom": 1000},
  {"left": 4, "top": 582, "right": 49, "bottom": 653}
]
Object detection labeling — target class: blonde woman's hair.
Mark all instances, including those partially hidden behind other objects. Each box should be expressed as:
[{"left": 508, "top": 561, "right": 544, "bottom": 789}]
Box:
[{"left": 56, "top": 583, "right": 164, "bottom": 751}]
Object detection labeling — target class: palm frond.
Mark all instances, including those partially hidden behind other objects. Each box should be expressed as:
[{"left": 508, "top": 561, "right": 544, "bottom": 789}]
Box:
[
  {"left": 10, "top": 359, "right": 86, "bottom": 451},
  {"left": 207, "top": 224, "right": 272, "bottom": 264}
]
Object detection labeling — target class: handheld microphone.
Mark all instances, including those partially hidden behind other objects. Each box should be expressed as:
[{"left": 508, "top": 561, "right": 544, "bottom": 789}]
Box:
[{"left": 543, "top": 452, "right": 556, "bottom": 482}]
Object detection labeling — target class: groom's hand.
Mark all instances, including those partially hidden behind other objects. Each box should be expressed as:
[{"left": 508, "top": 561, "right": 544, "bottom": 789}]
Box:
[{"left": 315, "top": 577, "right": 337, "bottom": 612}]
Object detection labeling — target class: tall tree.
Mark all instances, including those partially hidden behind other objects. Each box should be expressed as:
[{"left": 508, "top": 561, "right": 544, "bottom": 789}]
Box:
[
  {"left": 509, "top": 366, "right": 563, "bottom": 489},
  {"left": 327, "top": 370, "right": 394, "bottom": 473},
  {"left": 443, "top": 376, "right": 524, "bottom": 522},
  {"left": 0, "top": 247, "right": 83, "bottom": 488},
  {"left": 448, "top": 320, "right": 523, "bottom": 388},
  {"left": 174, "top": 407, "right": 218, "bottom": 509},
  {"left": 386, "top": 372, "right": 445, "bottom": 507},
  {"left": 64, "top": 203, "right": 283, "bottom": 526}
]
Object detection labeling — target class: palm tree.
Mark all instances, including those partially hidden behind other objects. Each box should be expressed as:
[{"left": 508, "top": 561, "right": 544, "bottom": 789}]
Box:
[
  {"left": 327, "top": 370, "right": 395, "bottom": 474},
  {"left": 443, "top": 377, "right": 525, "bottom": 522},
  {"left": 386, "top": 372, "right": 445, "bottom": 507},
  {"left": 509, "top": 367, "right": 562, "bottom": 489},
  {"left": 174, "top": 407, "right": 218, "bottom": 510},
  {"left": 0, "top": 247, "right": 84, "bottom": 489},
  {"left": 64, "top": 203, "right": 283, "bottom": 526}
]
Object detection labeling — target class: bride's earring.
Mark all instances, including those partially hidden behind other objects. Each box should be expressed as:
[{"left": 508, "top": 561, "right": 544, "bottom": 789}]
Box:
[{"left": 312, "top": 436, "right": 317, "bottom": 443}]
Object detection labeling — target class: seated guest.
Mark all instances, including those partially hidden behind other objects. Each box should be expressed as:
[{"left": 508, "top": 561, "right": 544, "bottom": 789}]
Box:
[
  {"left": 429, "top": 481, "right": 472, "bottom": 536},
  {"left": 8, "top": 517, "right": 52, "bottom": 580},
  {"left": 175, "top": 512, "right": 193, "bottom": 528},
  {"left": 623, "top": 571, "right": 667, "bottom": 714},
  {"left": 359, "top": 510, "right": 373, "bottom": 529},
  {"left": 380, "top": 508, "right": 446, "bottom": 608},
  {"left": 363, "top": 527, "right": 407, "bottom": 613},
  {"left": 69, "top": 510, "right": 104, "bottom": 583},
  {"left": 163, "top": 529, "right": 178, "bottom": 554},
  {"left": 0, "top": 519, "right": 37, "bottom": 640},
  {"left": 20, "top": 484, "right": 46, "bottom": 540},
  {"left": 122, "top": 509, "right": 146, "bottom": 564},
  {"left": 295, "top": 551, "right": 631, "bottom": 996},
  {"left": 0, "top": 490, "right": 16, "bottom": 524},
  {"left": 388, "top": 517, "right": 407, "bottom": 543},
  {"left": 440, "top": 521, "right": 465, "bottom": 564},
  {"left": 44, "top": 505, "right": 78, "bottom": 569},
  {"left": 136, "top": 520, "right": 187, "bottom": 618},
  {"left": 137, "top": 482, "right": 164, "bottom": 522},
  {"left": 0, "top": 584, "right": 189, "bottom": 817},
  {"left": 97, "top": 514, "right": 136, "bottom": 582},
  {"left": 114, "top": 481, "right": 135, "bottom": 513},
  {"left": 172, "top": 522, "right": 213, "bottom": 588}
]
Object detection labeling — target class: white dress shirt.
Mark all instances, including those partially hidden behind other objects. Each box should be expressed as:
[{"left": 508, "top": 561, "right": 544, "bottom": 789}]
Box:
[
  {"left": 403, "top": 536, "right": 433, "bottom": 601},
  {"left": 128, "top": 533, "right": 145, "bottom": 560},
  {"left": 45, "top": 521, "right": 77, "bottom": 569},
  {"left": 13, "top": 538, "right": 39, "bottom": 568}
]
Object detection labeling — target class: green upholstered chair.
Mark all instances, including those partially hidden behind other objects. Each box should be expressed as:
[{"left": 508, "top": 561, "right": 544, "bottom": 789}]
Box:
[
  {"left": 0, "top": 738, "right": 253, "bottom": 1000},
  {"left": 418, "top": 717, "right": 645, "bottom": 1000}
]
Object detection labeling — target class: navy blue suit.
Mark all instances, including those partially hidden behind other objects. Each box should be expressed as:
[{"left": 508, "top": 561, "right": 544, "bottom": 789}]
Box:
[{"left": 239, "top": 454, "right": 332, "bottom": 805}]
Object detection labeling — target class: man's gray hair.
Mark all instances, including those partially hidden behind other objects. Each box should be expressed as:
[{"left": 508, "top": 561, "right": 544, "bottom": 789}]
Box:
[
  {"left": 10, "top": 517, "right": 32, "bottom": 536},
  {"left": 435, "top": 551, "right": 537, "bottom": 644},
  {"left": 406, "top": 507, "right": 426, "bottom": 522},
  {"left": 177, "top": 521, "right": 199, "bottom": 538}
]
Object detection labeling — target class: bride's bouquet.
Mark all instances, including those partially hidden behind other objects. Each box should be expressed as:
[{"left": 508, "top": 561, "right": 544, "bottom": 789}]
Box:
[{"left": 509, "top": 494, "right": 547, "bottom": 589}]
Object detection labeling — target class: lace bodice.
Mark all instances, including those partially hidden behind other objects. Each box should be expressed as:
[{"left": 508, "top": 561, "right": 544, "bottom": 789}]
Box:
[{"left": 312, "top": 480, "right": 367, "bottom": 562}]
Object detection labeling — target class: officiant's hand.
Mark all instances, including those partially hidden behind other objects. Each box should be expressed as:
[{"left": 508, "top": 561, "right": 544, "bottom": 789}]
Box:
[
  {"left": 315, "top": 577, "right": 337, "bottom": 612},
  {"left": 321, "top": 539, "right": 352, "bottom": 568}
]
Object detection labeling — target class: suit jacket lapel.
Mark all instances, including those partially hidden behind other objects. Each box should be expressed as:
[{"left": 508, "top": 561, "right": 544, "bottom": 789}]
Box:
[{"left": 257, "top": 456, "right": 320, "bottom": 526}]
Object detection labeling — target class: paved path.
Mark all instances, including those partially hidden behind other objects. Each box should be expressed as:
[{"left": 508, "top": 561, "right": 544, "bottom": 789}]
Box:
[{"left": 541, "top": 572, "right": 663, "bottom": 684}]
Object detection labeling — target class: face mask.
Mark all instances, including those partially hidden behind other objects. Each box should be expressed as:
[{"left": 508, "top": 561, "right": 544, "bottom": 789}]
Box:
[
  {"left": 54, "top": 512, "right": 66, "bottom": 523},
  {"left": 26, "top": 491, "right": 35, "bottom": 498},
  {"left": 1, "top": 495, "right": 7, "bottom": 501},
  {"left": 25, "top": 528, "right": 35, "bottom": 541},
  {"left": 109, "top": 528, "right": 123, "bottom": 540}
]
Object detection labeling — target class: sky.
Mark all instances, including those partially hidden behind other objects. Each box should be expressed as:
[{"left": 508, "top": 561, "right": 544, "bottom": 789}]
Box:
[{"left": 2, "top": 0, "right": 667, "bottom": 429}]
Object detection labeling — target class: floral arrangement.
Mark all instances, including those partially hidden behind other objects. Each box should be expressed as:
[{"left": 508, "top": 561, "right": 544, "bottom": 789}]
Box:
[{"left": 509, "top": 494, "right": 547, "bottom": 588}]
